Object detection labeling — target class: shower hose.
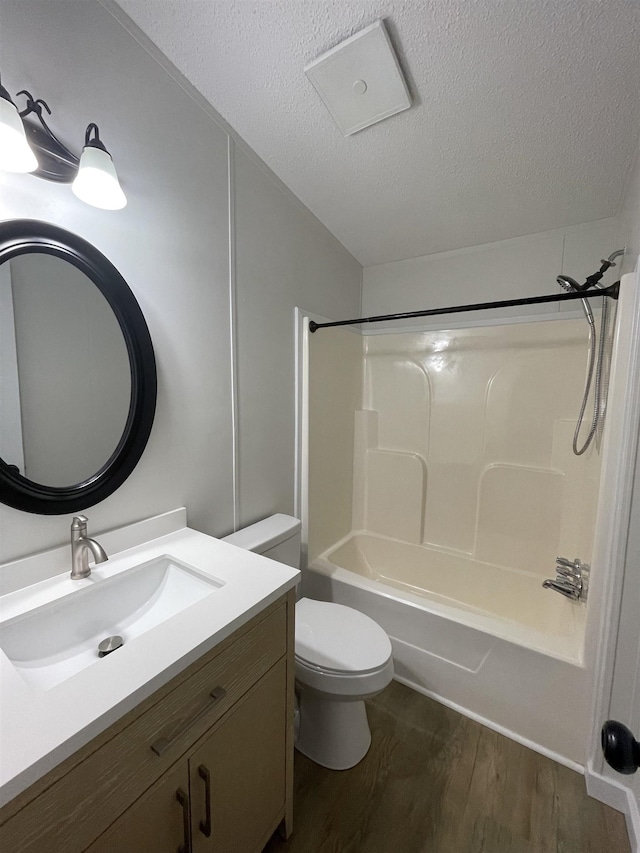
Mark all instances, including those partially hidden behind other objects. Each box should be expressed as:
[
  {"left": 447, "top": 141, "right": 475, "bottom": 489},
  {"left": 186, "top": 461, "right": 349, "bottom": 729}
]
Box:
[{"left": 572, "top": 296, "right": 610, "bottom": 456}]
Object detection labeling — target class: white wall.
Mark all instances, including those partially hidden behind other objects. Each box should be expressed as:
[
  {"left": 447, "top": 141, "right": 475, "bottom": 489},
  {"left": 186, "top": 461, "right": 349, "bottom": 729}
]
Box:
[
  {"left": 362, "top": 218, "right": 618, "bottom": 327},
  {"left": 616, "top": 139, "right": 640, "bottom": 276},
  {"left": 0, "top": 0, "right": 361, "bottom": 564},
  {"left": 233, "top": 148, "right": 361, "bottom": 529}
]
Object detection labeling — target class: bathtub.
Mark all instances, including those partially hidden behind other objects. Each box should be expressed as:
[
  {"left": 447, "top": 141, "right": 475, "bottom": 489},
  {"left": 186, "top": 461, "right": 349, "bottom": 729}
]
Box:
[{"left": 305, "top": 531, "right": 591, "bottom": 768}]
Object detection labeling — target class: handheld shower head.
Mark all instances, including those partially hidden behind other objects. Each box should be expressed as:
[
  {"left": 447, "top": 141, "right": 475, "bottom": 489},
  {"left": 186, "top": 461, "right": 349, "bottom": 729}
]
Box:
[
  {"left": 556, "top": 250, "right": 618, "bottom": 457},
  {"left": 557, "top": 275, "right": 581, "bottom": 292},
  {"left": 557, "top": 275, "right": 594, "bottom": 324}
]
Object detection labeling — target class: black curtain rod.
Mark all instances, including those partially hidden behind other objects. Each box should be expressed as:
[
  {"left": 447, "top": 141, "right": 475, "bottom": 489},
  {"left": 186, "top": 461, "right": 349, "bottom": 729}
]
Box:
[{"left": 308, "top": 282, "right": 620, "bottom": 333}]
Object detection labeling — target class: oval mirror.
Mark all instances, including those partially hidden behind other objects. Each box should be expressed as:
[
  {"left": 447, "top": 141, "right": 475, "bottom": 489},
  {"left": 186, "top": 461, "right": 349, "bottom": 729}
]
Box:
[{"left": 0, "top": 220, "right": 157, "bottom": 514}]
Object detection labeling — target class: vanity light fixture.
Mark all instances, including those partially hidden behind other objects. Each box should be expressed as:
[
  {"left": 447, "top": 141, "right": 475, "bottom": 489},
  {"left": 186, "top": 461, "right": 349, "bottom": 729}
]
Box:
[{"left": 0, "top": 73, "right": 126, "bottom": 210}]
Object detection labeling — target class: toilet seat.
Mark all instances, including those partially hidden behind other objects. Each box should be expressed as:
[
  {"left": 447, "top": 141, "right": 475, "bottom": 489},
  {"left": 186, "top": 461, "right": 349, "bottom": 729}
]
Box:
[
  {"left": 294, "top": 599, "right": 393, "bottom": 696},
  {"left": 295, "top": 654, "right": 394, "bottom": 697},
  {"left": 295, "top": 598, "right": 392, "bottom": 673}
]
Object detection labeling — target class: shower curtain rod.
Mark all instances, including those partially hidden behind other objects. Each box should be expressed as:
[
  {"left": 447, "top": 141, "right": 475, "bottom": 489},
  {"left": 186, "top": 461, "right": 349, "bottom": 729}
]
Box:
[{"left": 308, "top": 281, "right": 620, "bottom": 333}]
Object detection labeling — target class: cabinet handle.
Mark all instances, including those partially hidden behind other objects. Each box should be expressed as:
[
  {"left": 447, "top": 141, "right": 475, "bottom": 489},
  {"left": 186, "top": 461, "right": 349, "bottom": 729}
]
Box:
[
  {"left": 198, "top": 764, "right": 213, "bottom": 837},
  {"left": 176, "top": 787, "right": 192, "bottom": 853},
  {"left": 151, "top": 686, "right": 227, "bottom": 756}
]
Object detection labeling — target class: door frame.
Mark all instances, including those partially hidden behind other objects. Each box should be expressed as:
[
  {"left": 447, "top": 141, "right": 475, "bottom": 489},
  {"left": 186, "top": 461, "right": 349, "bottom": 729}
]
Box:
[{"left": 585, "top": 267, "right": 640, "bottom": 849}]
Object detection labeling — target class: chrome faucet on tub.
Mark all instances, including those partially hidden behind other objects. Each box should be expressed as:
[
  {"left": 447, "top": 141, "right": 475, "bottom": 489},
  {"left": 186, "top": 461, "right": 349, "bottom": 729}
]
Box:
[
  {"left": 543, "top": 557, "right": 589, "bottom": 601},
  {"left": 70, "top": 515, "right": 108, "bottom": 579}
]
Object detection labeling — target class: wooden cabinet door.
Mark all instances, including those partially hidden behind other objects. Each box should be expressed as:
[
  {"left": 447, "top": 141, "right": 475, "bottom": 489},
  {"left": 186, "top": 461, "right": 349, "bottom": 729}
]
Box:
[
  {"left": 190, "top": 659, "right": 287, "bottom": 853},
  {"left": 84, "top": 762, "right": 190, "bottom": 853}
]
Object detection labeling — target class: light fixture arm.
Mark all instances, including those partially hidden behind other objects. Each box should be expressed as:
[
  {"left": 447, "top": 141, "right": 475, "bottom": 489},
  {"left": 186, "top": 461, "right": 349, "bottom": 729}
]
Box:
[
  {"left": 83, "top": 122, "right": 108, "bottom": 152},
  {"left": 14, "top": 88, "right": 79, "bottom": 179}
]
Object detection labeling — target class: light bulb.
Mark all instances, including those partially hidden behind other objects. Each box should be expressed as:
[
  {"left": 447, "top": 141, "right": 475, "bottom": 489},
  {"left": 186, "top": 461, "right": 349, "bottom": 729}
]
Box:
[
  {"left": 0, "top": 95, "right": 37, "bottom": 173},
  {"left": 72, "top": 125, "right": 126, "bottom": 210}
]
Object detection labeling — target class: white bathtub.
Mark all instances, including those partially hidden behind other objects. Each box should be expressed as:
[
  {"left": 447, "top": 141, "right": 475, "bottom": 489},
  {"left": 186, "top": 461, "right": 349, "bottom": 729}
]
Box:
[{"left": 305, "top": 531, "right": 591, "bottom": 768}]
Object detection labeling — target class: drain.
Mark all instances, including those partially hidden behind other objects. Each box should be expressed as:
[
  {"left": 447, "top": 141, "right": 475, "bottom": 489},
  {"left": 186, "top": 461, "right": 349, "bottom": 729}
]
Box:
[{"left": 98, "top": 635, "right": 123, "bottom": 657}]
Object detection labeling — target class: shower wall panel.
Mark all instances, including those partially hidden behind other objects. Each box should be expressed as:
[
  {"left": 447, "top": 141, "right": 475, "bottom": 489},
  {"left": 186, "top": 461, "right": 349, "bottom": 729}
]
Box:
[
  {"left": 356, "top": 318, "right": 602, "bottom": 576},
  {"left": 308, "top": 326, "right": 362, "bottom": 562}
]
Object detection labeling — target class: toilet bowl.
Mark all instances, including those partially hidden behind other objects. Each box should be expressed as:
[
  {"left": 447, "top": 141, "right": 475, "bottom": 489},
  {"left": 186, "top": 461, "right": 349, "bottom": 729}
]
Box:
[
  {"left": 222, "top": 514, "right": 394, "bottom": 770},
  {"left": 294, "top": 597, "right": 393, "bottom": 769}
]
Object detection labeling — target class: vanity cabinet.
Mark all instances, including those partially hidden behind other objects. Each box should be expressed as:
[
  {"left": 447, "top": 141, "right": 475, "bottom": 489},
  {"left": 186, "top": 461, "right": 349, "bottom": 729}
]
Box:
[
  {"left": 189, "top": 660, "right": 286, "bottom": 853},
  {"left": 84, "top": 763, "right": 190, "bottom": 853},
  {"left": 0, "top": 592, "right": 295, "bottom": 853},
  {"left": 86, "top": 660, "right": 286, "bottom": 853}
]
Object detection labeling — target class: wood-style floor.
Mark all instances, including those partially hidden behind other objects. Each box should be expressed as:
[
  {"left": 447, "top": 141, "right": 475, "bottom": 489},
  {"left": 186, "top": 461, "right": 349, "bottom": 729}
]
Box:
[{"left": 264, "top": 681, "right": 630, "bottom": 853}]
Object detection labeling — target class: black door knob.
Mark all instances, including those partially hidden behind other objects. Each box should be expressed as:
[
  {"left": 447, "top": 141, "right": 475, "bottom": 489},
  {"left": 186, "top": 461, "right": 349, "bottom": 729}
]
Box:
[{"left": 601, "top": 720, "right": 640, "bottom": 775}]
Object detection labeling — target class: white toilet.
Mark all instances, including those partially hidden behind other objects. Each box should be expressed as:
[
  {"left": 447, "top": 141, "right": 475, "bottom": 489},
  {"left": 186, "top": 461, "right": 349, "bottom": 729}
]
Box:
[{"left": 223, "top": 514, "right": 394, "bottom": 770}]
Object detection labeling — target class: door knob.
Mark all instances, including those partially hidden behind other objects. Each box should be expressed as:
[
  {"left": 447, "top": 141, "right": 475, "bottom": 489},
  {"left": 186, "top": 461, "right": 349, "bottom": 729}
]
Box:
[{"left": 601, "top": 720, "right": 640, "bottom": 774}]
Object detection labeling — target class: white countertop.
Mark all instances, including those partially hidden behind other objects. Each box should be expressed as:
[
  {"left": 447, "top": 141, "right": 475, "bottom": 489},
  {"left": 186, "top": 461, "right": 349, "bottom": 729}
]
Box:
[{"left": 0, "top": 510, "right": 299, "bottom": 807}]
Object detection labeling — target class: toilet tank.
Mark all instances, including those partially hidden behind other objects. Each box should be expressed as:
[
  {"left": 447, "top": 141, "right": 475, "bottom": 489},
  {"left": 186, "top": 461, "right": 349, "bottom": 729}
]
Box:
[{"left": 222, "top": 514, "right": 301, "bottom": 568}]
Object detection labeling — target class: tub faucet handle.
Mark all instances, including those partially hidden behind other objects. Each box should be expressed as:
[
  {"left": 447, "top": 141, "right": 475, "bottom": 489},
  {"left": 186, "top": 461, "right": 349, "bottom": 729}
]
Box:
[{"left": 544, "top": 557, "right": 589, "bottom": 601}]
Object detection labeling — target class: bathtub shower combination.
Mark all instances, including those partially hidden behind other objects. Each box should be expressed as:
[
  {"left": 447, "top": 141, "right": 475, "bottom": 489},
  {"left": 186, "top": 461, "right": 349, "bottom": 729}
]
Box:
[{"left": 302, "top": 269, "right": 624, "bottom": 768}]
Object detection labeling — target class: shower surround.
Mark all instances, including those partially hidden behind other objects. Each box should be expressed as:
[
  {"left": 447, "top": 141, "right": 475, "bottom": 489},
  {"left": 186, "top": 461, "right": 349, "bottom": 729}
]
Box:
[{"left": 305, "top": 317, "right": 605, "bottom": 766}]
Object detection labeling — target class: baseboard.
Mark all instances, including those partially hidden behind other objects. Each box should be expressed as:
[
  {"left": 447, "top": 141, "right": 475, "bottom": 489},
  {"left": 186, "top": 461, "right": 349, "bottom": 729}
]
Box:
[
  {"left": 586, "top": 761, "right": 639, "bottom": 852},
  {"left": 393, "top": 674, "right": 585, "bottom": 775}
]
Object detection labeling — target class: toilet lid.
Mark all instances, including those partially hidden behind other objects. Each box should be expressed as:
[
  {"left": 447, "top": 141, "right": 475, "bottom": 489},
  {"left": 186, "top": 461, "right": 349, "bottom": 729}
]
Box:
[{"left": 295, "top": 598, "right": 392, "bottom": 673}]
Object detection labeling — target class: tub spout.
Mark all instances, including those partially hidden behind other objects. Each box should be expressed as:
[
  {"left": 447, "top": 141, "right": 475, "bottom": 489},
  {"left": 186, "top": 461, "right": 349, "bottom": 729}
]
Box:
[{"left": 542, "top": 578, "right": 581, "bottom": 600}]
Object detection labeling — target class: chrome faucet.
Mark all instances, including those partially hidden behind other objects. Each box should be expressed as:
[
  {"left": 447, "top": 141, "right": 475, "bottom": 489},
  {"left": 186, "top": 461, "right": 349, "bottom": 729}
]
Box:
[
  {"left": 70, "top": 515, "right": 108, "bottom": 579},
  {"left": 543, "top": 557, "right": 589, "bottom": 601}
]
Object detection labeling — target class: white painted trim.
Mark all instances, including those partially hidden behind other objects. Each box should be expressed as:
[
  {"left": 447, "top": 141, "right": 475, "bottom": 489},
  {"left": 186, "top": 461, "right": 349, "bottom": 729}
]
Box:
[
  {"left": 293, "top": 310, "right": 302, "bottom": 518},
  {"left": 293, "top": 310, "right": 305, "bottom": 529},
  {"left": 586, "top": 761, "right": 640, "bottom": 852},
  {"left": 586, "top": 761, "right": 632, "bottom": 810},
  {"left": 629, "top": 791, "right": 640, "bottom": 853},
  {"left": 227, "top": 137, "right": 239, "bottom": 532},
  {"left": 393, "top": 673, "right": 585, "bottom": 775},
  {"left": 586, "top": 268, "right": 640, "bottom": 777},
  {"left": 294, "top": 308, "right": 332, "bottom": 570},
  {"left": 583, "top": 263, "right": 640, "bottom": 853}
]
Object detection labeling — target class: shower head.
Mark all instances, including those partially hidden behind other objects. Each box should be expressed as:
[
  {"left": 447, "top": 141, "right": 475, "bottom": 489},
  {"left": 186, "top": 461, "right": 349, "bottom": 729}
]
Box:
[
  {"left": 557, "top": 275, "right": 594, "bottom": 324},
  {"left": 557, "top": 250, "right": 625, "bottom": 294},
  {"left": 557, "top": 275, "right": 581, "bottom": 292}
]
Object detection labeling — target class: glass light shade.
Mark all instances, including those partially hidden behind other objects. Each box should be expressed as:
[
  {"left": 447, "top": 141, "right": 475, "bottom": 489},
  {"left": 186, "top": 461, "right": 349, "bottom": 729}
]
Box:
[
  {"left": 72, "top": 145, "right": 127, "bottom": 210},
  {"left": 0, "top": 96, "right": 38, "bottom": 173}
]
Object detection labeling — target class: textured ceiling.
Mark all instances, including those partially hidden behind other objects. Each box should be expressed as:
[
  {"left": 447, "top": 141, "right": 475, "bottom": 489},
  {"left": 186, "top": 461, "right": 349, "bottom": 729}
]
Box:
[{"left": 115, "top": 0, "right": 640, "bottom": 266}]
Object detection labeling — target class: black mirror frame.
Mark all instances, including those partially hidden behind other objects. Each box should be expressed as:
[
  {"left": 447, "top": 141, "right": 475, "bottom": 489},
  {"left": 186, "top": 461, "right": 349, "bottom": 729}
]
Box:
[{"left": 0, "top": 219, "right": 157, "bottom": 515}]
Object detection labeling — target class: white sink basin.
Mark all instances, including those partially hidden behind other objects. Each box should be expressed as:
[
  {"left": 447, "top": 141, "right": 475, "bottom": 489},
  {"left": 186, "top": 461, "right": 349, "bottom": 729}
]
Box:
[{"left": 0, "top": 556, "right": 224, "bottom": 691}]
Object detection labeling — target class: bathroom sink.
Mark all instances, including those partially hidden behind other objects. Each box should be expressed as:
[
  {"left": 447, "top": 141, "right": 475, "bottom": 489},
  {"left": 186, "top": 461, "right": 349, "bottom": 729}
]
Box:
[{"left": 0, "top": 556, "right": 224, "bottom": 691}]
